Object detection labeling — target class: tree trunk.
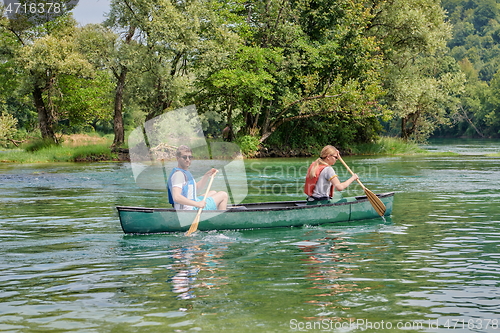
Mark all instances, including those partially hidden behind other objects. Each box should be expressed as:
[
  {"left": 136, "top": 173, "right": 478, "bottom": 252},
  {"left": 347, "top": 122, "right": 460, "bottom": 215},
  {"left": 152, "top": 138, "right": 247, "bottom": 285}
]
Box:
[
  {"left": 401, "top": 116, "right": 409, "bottom": 141},
  {"left": 225, "top": 103, "right": 234, "bottom": 141},
  {"left": 112, "top": 67, "right": 127, "bottom": 148},
  {"left": 112, "top": 26, "right": 135, "bottom": 148},
  {"left": 33, "top": 86, "right": 57, "bottom": 143}
]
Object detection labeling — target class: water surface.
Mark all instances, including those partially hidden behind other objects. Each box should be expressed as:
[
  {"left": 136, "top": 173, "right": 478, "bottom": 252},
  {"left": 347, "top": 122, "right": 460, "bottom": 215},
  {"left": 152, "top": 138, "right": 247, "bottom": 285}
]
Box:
[{"left": 1, "top": 141, "right": 500, "bottom": 332}]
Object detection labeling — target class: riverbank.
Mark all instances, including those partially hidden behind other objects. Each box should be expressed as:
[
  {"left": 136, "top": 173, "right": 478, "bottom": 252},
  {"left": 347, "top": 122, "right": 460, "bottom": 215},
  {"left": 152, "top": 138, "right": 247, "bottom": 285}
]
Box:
[
  {"left": 0, "top": 134, "right": 125, "bottom": 163},
  {"left": 256, "top": 137, "right": 430, "bottom": 157},
  {"left": 0, "top": 144, "right": 123, "bottom": 163},
  {"left": 0, "top": 136, "right": 456, "bottom": 163}
]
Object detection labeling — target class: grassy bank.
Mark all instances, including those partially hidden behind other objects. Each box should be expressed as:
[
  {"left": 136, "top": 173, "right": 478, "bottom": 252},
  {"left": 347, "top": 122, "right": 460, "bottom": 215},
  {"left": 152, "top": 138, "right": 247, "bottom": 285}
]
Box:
[
  {"left": 1, "top": 135, "right": 457, "bottom": 163},
  {"left": 0, "top": 144, "right": 118, "bottom": 163},
  {"left": 350, "top": 137, "right": 426, "bottom": 155},
  {"left": 350, "top": 137, "right": 460, "bottom": 155},
  {"left": 0, "top": 134, "right": 118, "bottom": 163}
]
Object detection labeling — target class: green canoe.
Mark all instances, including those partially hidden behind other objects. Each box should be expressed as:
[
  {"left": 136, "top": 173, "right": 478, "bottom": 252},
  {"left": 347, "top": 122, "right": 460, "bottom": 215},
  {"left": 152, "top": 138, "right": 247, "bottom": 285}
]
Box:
[{"left": 117, "top": 192, "right": 394, "bottom": 234}]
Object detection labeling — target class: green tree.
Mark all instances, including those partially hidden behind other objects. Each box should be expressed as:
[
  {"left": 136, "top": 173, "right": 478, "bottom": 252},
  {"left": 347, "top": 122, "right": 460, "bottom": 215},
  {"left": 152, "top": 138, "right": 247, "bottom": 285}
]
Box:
[
  {"left": 196, "top": 0, "right": 385, "bottom": 144},
  {"left": 1, "top": 14, "right": 113, "bottom": 143},
  {"left": 482, "top": 70, "right": 500, "bottom": 134},
  {"left": 197, "top": 44, "right": 282, "bottom": 137},
  {"left": 442, "top": 0, "right": 500, "bottom": 137},
  {"left": 106, "top": 0, "right": 238, "bottom": 126},
  {"left": 450, "top": 59, "right": 488, "bottom": 137},
  {"left": 76, "top": 23, "right": 132, "bottom": 147},
  {"left": 53, "top": 73, "right": 114, "bottom": 132},
  {"left": 472, "top": 0, "right": 498, "bottom": 31},
  {"left": 0, "top": 11, "right": 34, "bottom": 140},
  {"left": 0, "top": 112, "right": 18, "bottom": 146},
  {"left": 367, "top": 0, "right": 464, "bottom": 141}
]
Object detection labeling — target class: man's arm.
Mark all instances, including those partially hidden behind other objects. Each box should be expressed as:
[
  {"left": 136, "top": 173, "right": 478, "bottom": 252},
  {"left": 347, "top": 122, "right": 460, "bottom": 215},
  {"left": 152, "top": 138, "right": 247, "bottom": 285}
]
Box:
[
  {"left": 196, "top": 168, "right": 217, "bottom": 192},
  {"left": 171, "top": 187, "right": 205, "bottom": 209}
]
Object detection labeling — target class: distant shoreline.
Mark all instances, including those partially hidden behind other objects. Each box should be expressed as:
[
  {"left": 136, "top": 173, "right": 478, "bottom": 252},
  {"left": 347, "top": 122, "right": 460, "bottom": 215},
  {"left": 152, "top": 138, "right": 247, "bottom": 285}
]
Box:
[{"left": 7, "top": 135, "right": 499, "bottom": 163}]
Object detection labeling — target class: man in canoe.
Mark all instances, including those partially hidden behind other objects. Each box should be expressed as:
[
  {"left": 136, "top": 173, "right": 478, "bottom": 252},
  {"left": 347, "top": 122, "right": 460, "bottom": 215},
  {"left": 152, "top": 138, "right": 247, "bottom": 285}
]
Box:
[
  {"left": 167, "top": 145, "right": 228, "bottom": 210},
  {"left": 304, "top": 145, "right": 359, "bottom": 204}
]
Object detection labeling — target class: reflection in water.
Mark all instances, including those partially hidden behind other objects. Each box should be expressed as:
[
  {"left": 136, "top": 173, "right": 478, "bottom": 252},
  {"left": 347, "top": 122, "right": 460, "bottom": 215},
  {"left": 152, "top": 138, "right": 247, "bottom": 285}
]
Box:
[
  {"left": 168, "top": 243, "right": 227, "bottom": 300},
  {"left": 169, "top": 247, "right": 201, "bottom": 300},
  {"left": 115, "top": 236, "right": 230, "bottom": 307},
  {"left": 293, "top": 231, "right": 364, "bottom": 324}
]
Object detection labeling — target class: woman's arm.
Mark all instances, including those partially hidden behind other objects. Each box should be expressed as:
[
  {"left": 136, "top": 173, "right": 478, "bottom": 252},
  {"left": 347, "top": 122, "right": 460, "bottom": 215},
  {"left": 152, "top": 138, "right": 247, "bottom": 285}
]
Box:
[{"left": 331, "top": 174, "right": 359, "bottom": 191}]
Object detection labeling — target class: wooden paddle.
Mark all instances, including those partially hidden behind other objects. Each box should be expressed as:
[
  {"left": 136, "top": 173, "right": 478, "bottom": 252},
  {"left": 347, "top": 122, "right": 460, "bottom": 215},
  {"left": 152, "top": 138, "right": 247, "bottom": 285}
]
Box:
[
  {"left": 338, "top": 156, "right": 386, "bottom": 217},
  {"left": 185, "top": 170, "right": 218, "bottom": 236}
]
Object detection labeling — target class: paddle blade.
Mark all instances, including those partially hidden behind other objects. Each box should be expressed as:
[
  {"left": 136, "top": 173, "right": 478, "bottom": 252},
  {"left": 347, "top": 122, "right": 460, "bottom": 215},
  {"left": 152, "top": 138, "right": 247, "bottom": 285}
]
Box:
[
  {"left": 186, "top": 214, "right": 201, "bottom": 236},
  {"left": 364, "top": 188, "right": 386, "bottom": 216}
]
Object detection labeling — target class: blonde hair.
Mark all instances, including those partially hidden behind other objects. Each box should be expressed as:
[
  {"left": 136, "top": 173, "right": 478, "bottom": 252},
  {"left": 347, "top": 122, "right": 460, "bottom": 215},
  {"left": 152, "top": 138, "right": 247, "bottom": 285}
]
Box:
[{"left": 308, "top": 145, "right": 338, "bottom": 178}]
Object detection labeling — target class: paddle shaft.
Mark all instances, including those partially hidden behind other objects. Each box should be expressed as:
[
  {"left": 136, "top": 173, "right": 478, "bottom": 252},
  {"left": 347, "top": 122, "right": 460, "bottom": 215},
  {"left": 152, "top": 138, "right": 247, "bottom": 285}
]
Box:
[
  {"left": 338, "top": 155, "right": 386, "bottom": 216},
  {"left": 186, "top": 170, "right": 218, "bottom": 235},
  {"left": 337, "top": 156, "right": 365, "bottom": 189}
]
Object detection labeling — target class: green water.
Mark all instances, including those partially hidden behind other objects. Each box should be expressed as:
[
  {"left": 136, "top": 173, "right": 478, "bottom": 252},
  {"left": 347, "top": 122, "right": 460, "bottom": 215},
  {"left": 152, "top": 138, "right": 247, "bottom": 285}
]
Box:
[{"left": 1, "top": 140, "right": 500, "bottom": 332}]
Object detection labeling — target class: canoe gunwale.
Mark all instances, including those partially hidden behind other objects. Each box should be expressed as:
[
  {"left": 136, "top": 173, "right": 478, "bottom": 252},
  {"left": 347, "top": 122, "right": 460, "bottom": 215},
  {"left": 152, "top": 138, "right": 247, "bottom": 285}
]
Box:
[{"left": 116, "top": 192, "right": 395, "bottom": 213}]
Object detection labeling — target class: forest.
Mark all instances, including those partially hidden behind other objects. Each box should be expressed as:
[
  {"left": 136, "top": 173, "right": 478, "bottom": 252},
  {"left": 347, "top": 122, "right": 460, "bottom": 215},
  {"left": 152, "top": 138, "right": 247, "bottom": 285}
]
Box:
[{"left": 1, "top": 0, "right": 499, "bottom": 156}]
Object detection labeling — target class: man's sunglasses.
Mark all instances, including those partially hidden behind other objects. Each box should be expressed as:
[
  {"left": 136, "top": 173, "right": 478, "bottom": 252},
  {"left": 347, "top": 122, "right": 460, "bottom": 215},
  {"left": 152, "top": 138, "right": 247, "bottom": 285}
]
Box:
[{"left": 181, "top": 155, "right": 194, "bottom": 160}]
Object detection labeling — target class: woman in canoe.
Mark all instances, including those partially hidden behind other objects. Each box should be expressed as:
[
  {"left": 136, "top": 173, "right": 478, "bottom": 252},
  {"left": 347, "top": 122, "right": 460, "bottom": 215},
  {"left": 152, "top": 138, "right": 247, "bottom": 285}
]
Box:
[
  {"left": 304, "top": 145, "right": 359, "bottom": 203},
  {"left": 167, "top": 145, "right": 228, "bottom": 210}
]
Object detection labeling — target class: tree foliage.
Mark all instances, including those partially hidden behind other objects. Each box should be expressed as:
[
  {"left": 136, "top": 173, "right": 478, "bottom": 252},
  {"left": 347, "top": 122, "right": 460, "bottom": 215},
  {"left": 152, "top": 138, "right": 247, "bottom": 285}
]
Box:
[
  {"left": 2, "top": 0, "right": 499, "bottom": 152},
  {"left": 365, "top": 0, "right": 465, "bottom": 142},
  {"left": 0, "top": 112, "right": 17, "bottom": 144},
  {"left": 195, "top": 0, "right": 385, "bottom": 145},
  {"left": 439, "top": 0, "right": 500, "bottom": 138},
  {"left": 1, "top": 13, "right": 114, "bottom": 143},
  {"left": 105, "top": 0, "right": 239, "bottom": 119}
]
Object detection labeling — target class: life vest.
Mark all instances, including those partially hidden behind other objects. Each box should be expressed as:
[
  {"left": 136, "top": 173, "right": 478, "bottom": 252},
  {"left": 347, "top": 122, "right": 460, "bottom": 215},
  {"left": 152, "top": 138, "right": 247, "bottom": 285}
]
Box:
[
  {"left": 304, "top": 163, "right": 334, "bottom": 198},
  {"left": 167, "top": 167, "right": 197, "bottom": 207}
]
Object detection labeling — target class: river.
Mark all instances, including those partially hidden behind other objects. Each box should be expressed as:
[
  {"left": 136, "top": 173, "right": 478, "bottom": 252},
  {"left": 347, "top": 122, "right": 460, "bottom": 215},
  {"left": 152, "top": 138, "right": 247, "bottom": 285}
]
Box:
[{"left": 1, "top": 139, "right": 499, "bottom": 332}]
